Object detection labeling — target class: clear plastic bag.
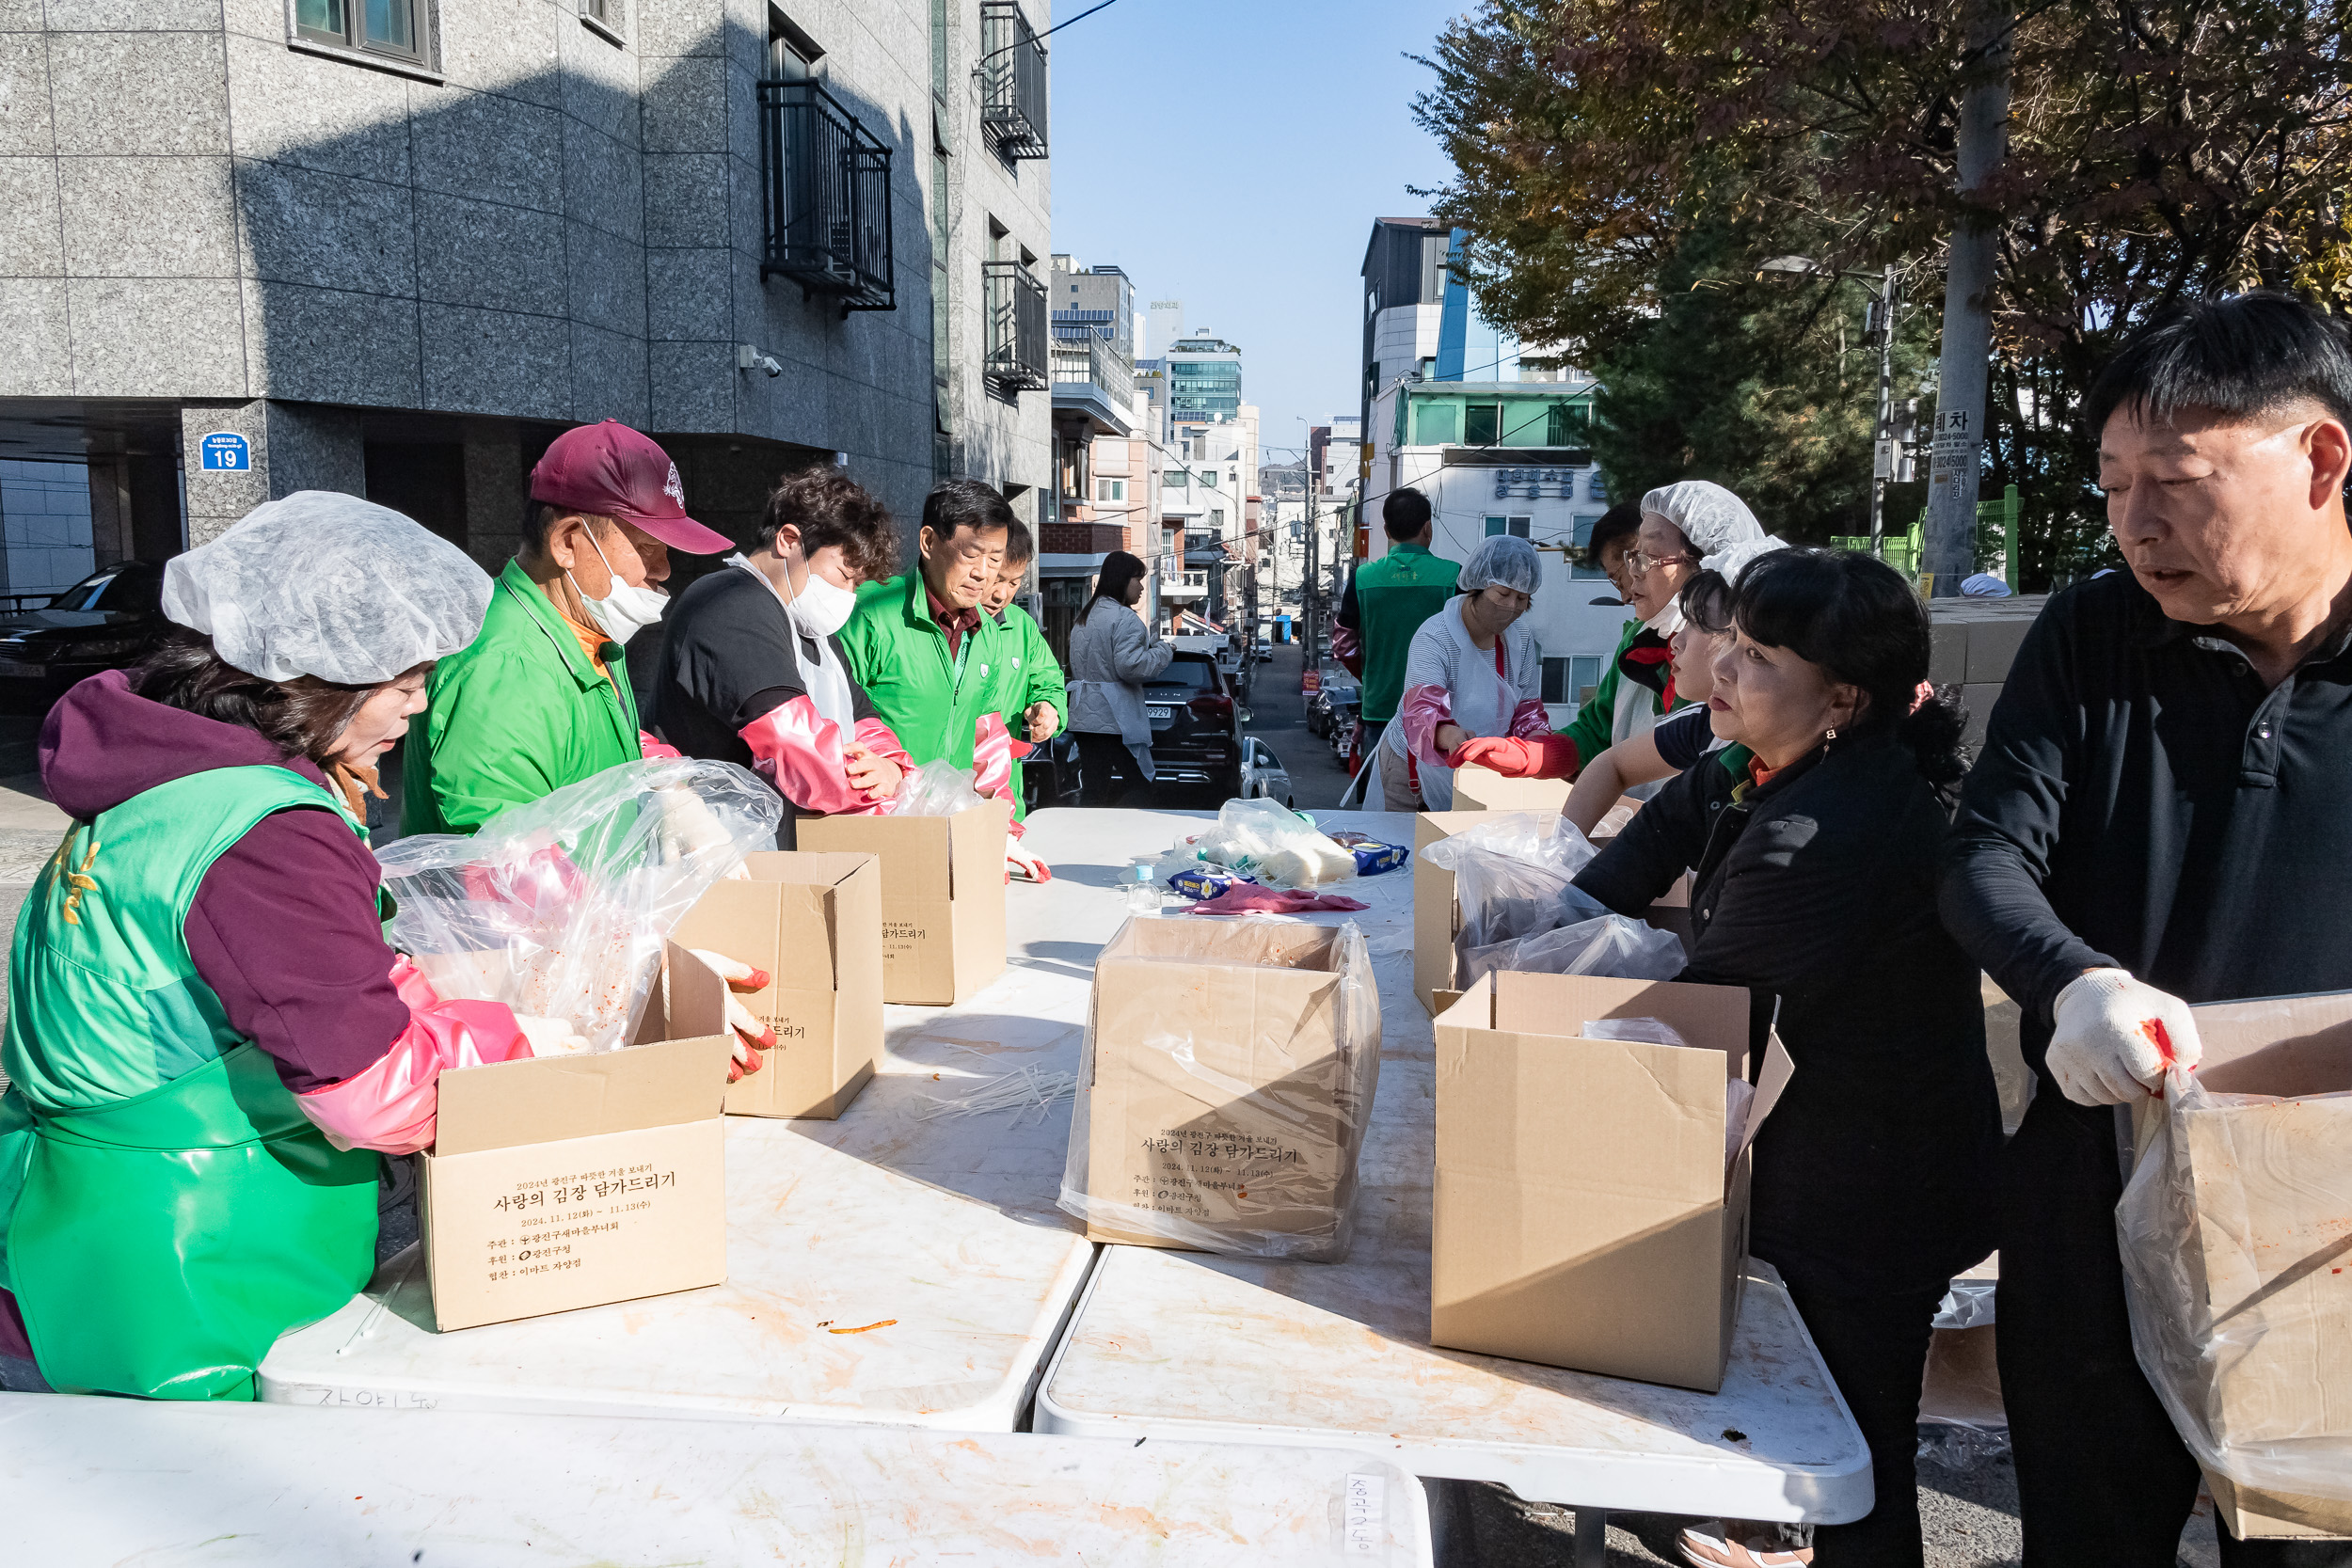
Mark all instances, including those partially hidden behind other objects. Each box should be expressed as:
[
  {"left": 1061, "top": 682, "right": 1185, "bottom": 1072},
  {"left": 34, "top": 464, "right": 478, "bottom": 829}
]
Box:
[
  {"left": 1460, "top": 912, "right": 1686, "bottom": 988},
  {"left": 1058, "top": 917, "right": 1382, "bottom": 1261},
  {"left": 1419, "top": 811, "right": 1602, "bottom": 949},
  {"left": 1582, "top": 1017, "right": 1689, "bottom": 1048},
  {"left": 2118, "top": 1069, "right": 2352, "bottom": 1505},
  {"left": 1189, "top": 798, "right": 1358, "bottom": 890},
  {"left": 887, "top": 759, "right": 993, "bottom": 817},
  {"left": 377, "top": 757, "right": 782, "bottom": 1053}
]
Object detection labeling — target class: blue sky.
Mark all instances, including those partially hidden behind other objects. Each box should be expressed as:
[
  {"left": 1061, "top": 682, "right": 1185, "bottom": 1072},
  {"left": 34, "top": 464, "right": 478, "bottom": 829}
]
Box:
[{"left": 1046, "top": 0, "right": 1486, "bottom": 462}]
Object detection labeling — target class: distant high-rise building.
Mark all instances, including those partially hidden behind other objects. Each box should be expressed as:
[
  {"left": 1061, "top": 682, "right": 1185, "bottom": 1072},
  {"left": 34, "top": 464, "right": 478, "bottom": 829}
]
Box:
[
  {"left": 1167, "top": 333, "right": 1244, "bottom": 430},
  {"left": 1359, "top": 217, "right": 1451, "bottom": 446},
  {"left": 1147, "top": 300, "right": 1186, "bottom": 360}
]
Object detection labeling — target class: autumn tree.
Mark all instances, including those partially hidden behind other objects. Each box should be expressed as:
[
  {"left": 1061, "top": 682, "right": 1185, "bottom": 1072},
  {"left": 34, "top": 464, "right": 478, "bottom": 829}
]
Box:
[{"left": 1415, "top": 0, "right": 2352, "bottom": 588}]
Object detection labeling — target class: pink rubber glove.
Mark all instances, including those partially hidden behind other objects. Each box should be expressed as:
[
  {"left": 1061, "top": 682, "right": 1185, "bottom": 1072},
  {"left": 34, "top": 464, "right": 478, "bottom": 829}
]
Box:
[{"left": 1179, "top": 886, "right": 1371, "bottom": 915}]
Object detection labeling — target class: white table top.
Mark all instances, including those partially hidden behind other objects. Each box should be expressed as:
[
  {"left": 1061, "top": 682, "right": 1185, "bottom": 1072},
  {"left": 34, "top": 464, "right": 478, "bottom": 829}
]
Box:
[
  {"left": 252, "top": 811, "right": 1214, "bottom": 1427},
  {"left": 1019, "top": 812, "right": 1875, "bottom": 1523},
  {"left": 0, "top": 1393, "right": 1434, "bottom": 1566}
]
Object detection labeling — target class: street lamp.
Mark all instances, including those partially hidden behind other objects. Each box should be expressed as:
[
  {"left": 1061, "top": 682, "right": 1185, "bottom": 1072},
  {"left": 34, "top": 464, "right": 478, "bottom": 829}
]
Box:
[{"left": 1756, "top": 256, "right": 1910, "bottom": 554}]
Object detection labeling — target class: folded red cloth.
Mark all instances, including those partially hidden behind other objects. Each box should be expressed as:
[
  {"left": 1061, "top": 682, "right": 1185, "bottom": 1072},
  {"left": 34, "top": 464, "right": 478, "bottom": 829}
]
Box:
[{"left": 1179, "top": 885, "right": 1372, "bottom": 915}]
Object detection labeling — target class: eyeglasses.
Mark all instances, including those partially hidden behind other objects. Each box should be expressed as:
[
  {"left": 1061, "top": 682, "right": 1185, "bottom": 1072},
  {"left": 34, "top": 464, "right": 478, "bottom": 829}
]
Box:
[{"left": 1625, "top": 549, "right": 1698, "bottom": 578}]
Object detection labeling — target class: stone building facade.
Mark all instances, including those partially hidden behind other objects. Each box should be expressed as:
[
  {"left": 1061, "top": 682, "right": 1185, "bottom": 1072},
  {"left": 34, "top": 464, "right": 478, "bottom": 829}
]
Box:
[{"left": 0, "top": 0, "right": 1053, "bottom": 575}]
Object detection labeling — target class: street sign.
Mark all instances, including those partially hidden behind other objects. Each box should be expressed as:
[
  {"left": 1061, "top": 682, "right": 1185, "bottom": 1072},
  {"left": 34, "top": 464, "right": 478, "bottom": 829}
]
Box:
[{"left": 199, "top": 433, "right": 250, "bottom": 472}]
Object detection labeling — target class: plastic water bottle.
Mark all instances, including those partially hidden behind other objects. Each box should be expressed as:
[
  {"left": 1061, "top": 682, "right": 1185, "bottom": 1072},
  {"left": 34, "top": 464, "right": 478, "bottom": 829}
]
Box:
[{"left": 1123, "top": 861, "right": 1161, "bottom": 914}]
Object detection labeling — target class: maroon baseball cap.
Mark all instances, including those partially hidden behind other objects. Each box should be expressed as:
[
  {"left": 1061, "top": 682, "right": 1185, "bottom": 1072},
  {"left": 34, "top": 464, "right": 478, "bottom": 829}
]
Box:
[{"left": 529, "top": 420, "right": 733, "bottom": 554}]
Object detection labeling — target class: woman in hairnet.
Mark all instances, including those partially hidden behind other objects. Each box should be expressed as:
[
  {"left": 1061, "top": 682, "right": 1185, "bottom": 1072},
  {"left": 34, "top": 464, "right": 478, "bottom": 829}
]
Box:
[
  {"left": 1359, "top": 534, "right": 1550, "bottom": 812},
  {"left": 0, "top": 492, "right": 568, "bottom": 1402},
  {"left": 1454, "top": 480, "right": 1784, "bottom": 787}
]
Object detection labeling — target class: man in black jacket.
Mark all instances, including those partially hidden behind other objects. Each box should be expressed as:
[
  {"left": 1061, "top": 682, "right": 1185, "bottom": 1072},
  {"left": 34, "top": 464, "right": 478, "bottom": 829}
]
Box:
[{"left": 1941, "top": 293, "right": 2352, "bottom": 1566}]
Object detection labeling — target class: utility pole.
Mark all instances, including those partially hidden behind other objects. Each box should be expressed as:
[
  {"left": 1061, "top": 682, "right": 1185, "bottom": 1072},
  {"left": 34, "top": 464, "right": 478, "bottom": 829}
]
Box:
[
  {"left": 1920, "top": 0, "right": 2013, "bottom": 595},
  {"left": 1867, "top": 267, "right": 1903, "bottom": 553}
]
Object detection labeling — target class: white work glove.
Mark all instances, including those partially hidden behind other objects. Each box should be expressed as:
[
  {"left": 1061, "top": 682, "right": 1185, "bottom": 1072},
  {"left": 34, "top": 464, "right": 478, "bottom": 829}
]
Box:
[
  {"left": 689, "top": 949, "right": 776, "bottom": 1081},
  {"left": 1006, "top": 837, "right": 1052, "bottom": 883},
  {"left": 2046, "top": 969, "right": 2203, "bottom": 1105},
  {"left": 513, "top": 1013, "right": 591, "bottom": 1057},
  {"left": 658, "top": 784, "right": 752, "bottom": 879}
]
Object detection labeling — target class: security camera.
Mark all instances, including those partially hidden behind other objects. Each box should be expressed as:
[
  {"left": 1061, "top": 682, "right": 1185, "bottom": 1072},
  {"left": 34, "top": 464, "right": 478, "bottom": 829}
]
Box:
[{"left": 736, "top": 344, "right": 784, "bottom": 378}]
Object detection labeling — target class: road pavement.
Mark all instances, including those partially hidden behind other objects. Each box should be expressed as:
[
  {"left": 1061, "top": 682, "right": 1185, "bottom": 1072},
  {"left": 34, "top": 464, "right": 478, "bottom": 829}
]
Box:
[{"left": 1239, "top": 639, "right": 1357, "bottom": 812}]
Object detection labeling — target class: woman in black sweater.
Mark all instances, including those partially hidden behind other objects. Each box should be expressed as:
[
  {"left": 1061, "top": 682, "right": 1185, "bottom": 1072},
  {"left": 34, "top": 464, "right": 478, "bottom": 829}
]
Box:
[{"left": 1572, "top": 548, "right": 2001, "bottom": 1568}]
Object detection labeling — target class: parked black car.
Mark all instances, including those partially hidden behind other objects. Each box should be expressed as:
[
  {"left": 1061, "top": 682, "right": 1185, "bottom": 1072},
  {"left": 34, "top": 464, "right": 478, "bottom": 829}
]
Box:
[
  {"left": 0, "top": 561, "right": 169, "bottom": 707},
  {"left": 1143, "top": 649, "right": 1244, "bottom": 799}
]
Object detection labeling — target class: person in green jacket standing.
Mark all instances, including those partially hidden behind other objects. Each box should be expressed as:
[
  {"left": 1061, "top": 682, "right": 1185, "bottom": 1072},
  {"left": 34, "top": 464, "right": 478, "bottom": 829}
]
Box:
[
  {"left": 404, "top": 421, "right": 734, "bottom": 837},
  {"left": 834, "top": 479, "right": 1017, "bottom": 792},
  {"left": 976, "top": 518, "right": 1066, "bottom": 826},
  {"left": 1332, "top": 487, "right": 1459, "bottom": 756}
]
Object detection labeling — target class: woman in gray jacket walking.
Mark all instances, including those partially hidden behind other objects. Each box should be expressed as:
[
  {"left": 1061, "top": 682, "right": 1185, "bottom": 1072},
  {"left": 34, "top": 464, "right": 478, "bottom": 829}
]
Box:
[{"left": 1064, "top": 551, "right": 1171, "bottom": 807}]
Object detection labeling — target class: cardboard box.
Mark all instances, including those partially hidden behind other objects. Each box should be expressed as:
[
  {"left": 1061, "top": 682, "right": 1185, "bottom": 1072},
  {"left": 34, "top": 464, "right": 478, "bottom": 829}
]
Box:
[
  {"left": 1451, "top": 765, "right": 1571, "bottom": 814},
  {"left": 1077, "top": 917, "right": 1381, "bottom": 1259},
  {"left": 672, "top": 851, "right": 884, "bottom": 1120},
  {"left": 1414, "top": 810, "right": 1690, "bottom": 1015},
  {"left": 2125, "top": 991, "right": 2352, "bottom": 1539},
  {"left": 796, "top": 800, "right": 1011, "bottom": 1006},
  {"left": 1431, "top": 972, "right": 1790, "bottom": 1391},
  {"left": 418, "top": 942, "right": 735, "bottom": 1333}
]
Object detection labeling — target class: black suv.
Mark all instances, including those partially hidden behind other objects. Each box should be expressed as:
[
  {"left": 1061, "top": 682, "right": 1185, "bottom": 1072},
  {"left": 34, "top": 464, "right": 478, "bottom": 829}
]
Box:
[
  {"left": 0, "top": 561, "right": 168, "bottom": 707},
  {"left": 1143, "top": 649, "right": 1243, "bottom": 799}
]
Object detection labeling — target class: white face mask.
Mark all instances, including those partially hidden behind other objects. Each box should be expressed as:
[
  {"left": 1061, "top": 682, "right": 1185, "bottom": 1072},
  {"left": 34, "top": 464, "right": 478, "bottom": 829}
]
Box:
[
  {"left": 783, "top": 557, "right": 858, "bottom": 639},
  {"left": 569, "top": 527, "right": 668, "bottom": 644}
]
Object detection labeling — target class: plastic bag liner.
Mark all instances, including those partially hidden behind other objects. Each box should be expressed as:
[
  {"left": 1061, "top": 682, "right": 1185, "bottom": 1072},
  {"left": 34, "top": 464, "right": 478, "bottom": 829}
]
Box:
[
  {"left": 2119, "top": 1068, "right": 2352, "bottom": 1505},
  {"left": 1583, "top": 1017, "right": 1689, "bottom": 1048},
  {"left": 1461, "top": 913, "right": 1687, "bottom": 989},
  {"left": 1418, "top": 811, "right": 1599, "bottom": 950},
  {"left": 377, "top": 757, "right": 782, "bottom": 1053},
  {"left": 887, "top": 759, "right": 993, "bottom": 817},
  {"left": 1059, "top": 916, "right": 1381, "bottom": 1261},
  {"left": 1187, "top": 798, "right": 1359, "bottom": 891}
]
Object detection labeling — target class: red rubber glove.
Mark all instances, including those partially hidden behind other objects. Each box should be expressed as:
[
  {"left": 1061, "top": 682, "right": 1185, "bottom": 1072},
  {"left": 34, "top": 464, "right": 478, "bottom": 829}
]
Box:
[{"left": 1447, "top": 733, "right": 1580, "bottom": 780}]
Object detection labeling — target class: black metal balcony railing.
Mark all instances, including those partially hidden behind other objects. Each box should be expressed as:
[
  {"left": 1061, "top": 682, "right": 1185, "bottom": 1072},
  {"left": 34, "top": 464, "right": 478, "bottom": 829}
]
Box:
[
  {"left": 983, "top": 260, "right": 1049, "bottom": 392},
  {"left": 757, "top": 78, "right": 896, "bottom": 314},
  {"left": 979, "top": 1, "right": 1048, "bottom": 160}
]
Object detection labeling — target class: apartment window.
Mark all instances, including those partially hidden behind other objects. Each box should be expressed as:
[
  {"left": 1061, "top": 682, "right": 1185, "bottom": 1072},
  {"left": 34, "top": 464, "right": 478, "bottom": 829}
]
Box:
[
  {"left": 1465, "top": 403, "right": 1502, "bottom": 447},
  {"left": 1415, "top": 402, "right": 1458, "bottom": 446},
  {"left": 758, "top": 20, "right": 896, "bottom": 316},
  {"left": 1484, "top": 515, "right": 1532, "bottom": 539},
  {"left": 1547, "top": 401, "right": 1589, "bottom": 445},
  {"left": 578, "top": 0, "right": 624, "bottom": 44},
  {"left": 1540, "top": 656, "right": 1607, "bottom": 705},
  {"left": 1165, "top": 469, "right": 1187, "bottom": 488},
  {"left": 1095, "top": 478, "right": 1125, "bottom": 502},
  {"left": 1569, "top": 514, "right": 1609, "bottom": 579},
  {"left": 1542, "top": 656, "right": 1606, "bottom": 706},
  {"left": 1211, "top": 509, "right": 1225, "bottom": 531},
  {"left": 294, "top": 0, "right": 432, "bottom": 66}
]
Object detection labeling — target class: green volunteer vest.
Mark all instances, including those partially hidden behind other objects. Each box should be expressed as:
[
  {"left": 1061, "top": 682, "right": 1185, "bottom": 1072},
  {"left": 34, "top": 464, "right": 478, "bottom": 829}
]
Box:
[
  {"left": 0, "top": 766, "right": 381, "bottom": 1400},
  {"left": 1353, "top": 544, "right": 1462, "bottom": 721}
]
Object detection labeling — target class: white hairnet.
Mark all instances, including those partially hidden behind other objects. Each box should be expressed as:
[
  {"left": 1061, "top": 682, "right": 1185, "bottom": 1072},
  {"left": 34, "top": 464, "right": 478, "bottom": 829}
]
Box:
[
  {"left": 1458, "top": 534, "right": 1542, "bottom": 596},
  {"left": 162, "top": 491, "right": 493, "bottom": 685},
  {"left": 1640, "top": 481, "right": 1765, "bottom": 557}
]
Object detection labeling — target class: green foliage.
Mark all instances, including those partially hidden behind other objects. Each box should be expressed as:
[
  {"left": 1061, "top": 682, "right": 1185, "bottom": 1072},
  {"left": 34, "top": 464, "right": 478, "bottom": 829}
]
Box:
[
  {"left": 1586, "top": 220, "right": 1936, "bottom": 546},
  {"left": 1414, "top": 0, "right": 2352, "bottom": 589}
]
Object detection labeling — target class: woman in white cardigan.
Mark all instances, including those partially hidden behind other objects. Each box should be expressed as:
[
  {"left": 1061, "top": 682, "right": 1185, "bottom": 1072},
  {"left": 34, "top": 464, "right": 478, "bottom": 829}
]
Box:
[{"left": 1064, "top": 550, "right": 1171, "bottom": 807}]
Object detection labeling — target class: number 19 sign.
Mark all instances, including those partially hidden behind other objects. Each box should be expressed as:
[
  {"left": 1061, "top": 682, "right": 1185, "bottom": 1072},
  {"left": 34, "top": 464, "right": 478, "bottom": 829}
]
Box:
[{"left": 199, "top": 433, "right": 250, "bottom": 472}]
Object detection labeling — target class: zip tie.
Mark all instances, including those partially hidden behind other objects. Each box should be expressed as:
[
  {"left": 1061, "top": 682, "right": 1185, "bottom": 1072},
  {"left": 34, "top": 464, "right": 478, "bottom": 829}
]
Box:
[{"left": 337, "top": 1247, "right": 421, "bottom": 1356}]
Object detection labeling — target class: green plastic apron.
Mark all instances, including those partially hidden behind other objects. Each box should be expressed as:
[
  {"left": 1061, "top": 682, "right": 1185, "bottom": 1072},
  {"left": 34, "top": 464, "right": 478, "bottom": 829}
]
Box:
[{"left": 0, "top": 766, "right": 381, "bottom": 1400}]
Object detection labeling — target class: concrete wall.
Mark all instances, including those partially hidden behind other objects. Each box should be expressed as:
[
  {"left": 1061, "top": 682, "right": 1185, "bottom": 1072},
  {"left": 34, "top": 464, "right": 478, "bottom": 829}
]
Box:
[
  {"left": 0, "top": 0, "right": 976, "bottom": 541},
  {"left": 931, "top": 0, "right": 1052, "bottom": 519}
]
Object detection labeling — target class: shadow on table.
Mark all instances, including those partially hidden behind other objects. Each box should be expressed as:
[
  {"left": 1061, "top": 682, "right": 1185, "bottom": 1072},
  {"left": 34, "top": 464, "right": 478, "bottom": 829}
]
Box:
[
  {"left": 785, "top": 1011, "right": 1089, "bottom": 1235},
  {"left": 1009, "top": 942, "right": 1111, "bottom": 983},
  {"left": 1144, "top": 1187, "right": 1837, "bottom": 1472}
]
